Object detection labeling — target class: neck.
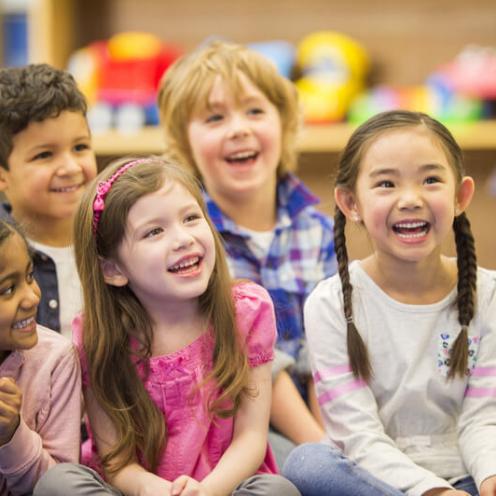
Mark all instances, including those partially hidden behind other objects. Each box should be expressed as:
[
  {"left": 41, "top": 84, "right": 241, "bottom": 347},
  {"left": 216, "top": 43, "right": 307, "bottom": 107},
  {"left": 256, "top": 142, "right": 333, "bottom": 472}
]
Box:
[
  {"left": 16, "top": 214, "right": 73, "bottom": 247},
  {"left": 213, "top": 190, "right": 277, "bottom": 231},
  {"left": 146, "top": 299, "right": 207, "bottom": 356},
  {"left": 361, "top": 252, "right": 457, "bottom": 304}
]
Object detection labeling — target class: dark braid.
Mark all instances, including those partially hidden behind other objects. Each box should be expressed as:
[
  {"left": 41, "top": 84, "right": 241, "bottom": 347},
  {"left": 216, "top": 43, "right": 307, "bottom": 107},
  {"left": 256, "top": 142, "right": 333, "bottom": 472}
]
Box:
[
  {"left": 334, "top": 208, "right": 372, "bottom": 381},
  {"left": 449, "top": 212, "right": 477, "bottom": 378}
]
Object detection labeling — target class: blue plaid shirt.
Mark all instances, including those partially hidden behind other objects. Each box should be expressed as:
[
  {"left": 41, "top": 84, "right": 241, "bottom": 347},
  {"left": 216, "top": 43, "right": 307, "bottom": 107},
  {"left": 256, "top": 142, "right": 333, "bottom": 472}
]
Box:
[{"left": 205, "top": 173, "right": 336, "bottom": 365}]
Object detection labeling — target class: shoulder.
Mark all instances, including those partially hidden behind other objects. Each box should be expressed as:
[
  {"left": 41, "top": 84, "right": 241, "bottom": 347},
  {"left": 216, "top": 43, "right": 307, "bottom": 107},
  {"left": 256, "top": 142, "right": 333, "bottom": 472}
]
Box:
[
  {"left": 232, "top": 280, "right": 273, "bottom": 309},
  {"left": 22, "top": 325, "right": 76, "bottom": 369},
  {"left": 305, "top": 271, "right": 344, "bottom": 312},
  {"left": 232, "top": 282, "right": 276, "bottom": 361},
  {"left": 476, "top": 266, "right": 496, "bottom": 308}
]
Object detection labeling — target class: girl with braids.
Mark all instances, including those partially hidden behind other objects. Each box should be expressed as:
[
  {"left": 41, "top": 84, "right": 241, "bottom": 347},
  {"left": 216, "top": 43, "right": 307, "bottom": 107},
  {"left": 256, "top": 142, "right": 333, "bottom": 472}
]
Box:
[
  {"left": 34, "top": 156, "right": 301, "bottom": 496},
  {"left": 283, "top": 110, "right": 496, "bottom": 496}
]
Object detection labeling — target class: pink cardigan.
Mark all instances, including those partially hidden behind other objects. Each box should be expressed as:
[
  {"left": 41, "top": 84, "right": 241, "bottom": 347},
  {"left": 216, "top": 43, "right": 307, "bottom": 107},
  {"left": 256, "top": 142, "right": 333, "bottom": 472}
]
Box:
[{"left": 0, "top": 326, "right": 81, "bottom": 495}]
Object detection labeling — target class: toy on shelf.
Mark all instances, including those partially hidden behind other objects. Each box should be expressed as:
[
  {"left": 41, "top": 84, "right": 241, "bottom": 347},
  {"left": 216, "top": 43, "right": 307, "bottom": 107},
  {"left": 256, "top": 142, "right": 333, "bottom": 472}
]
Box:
[
  {"left": 248, "top": 40, "right": 296, "bottom": 79},
  {"left": 68, "top": 32, "right": 183, "bottom": 133},
  {"left": 348, "top": 83, "right": 483, "bottom": 125},
  {"left": 431, "top": 45, "right": 496, "bottom": 100},
  {"left": 295, "top": 31, "right": 369, "bottom": 123}
]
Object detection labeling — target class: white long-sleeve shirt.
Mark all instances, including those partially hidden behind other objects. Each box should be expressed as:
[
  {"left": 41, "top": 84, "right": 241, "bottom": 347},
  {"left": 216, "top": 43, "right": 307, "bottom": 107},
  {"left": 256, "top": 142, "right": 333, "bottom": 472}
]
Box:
[{"left": 305, "top": 261, "right": 496, "bottom": 496}]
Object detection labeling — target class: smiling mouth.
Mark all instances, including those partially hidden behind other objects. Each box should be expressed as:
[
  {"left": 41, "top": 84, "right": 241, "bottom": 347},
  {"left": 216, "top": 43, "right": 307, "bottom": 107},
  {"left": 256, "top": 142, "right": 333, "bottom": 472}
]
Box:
[
  {"left": 50, "top": 184, "right": 81, "bottom": 193},
  {"left": 12, "top": 316, "right": 36, "bottom": 330},
  {"left": 392, "top": 221, "right": 431, "bottom": 238},
  {"left": 168, "top": 256, "right": 202, "bottom": 274},
  {"left": 225, "top": 151, "right": 259, "bottom": 165}
]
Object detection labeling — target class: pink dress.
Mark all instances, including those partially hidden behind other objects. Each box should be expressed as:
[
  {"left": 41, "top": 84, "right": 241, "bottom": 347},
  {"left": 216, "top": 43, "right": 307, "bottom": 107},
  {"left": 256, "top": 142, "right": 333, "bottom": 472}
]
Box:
[{"left": 73, "top": 282, "right": 278, "bottom": 481}]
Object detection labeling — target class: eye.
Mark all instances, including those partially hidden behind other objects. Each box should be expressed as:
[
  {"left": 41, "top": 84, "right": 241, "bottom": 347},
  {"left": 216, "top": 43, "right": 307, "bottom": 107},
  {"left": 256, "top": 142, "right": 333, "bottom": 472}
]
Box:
[
  {"left": 205, "top": 113, "right": 223, "bottom": 123},
  {"left": 424, "top": 175, "right": 441, "bottom": 185},
  {"left": 375, "top": 180, "right": 395, "bottom": 188},
  {"left": 32, "top": 151, "right": 52, "bottom": 161},
  {"left": 247, "top": 107, "right": 264, "bottom": 116},
  {"left": 0, "top": 284, "right": 14, "bottom": 297},
  {"left": 144, "top": 227, "right": 164, "bottom": 238},
  {"left": 74, "top": 142, "right": 91, "bottom": 152},
  {"left": 184, "top": 213, "right": 202, "bottom": 223}
]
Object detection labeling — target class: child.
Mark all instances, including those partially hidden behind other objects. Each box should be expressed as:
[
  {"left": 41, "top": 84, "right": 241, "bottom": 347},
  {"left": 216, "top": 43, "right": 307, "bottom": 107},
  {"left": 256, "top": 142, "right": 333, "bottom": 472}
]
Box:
[
  {"left": 283, "top": 110, "right": 496, "bottom": 496},
  {"left": 34, "top": 156, "right": 301, "bottom": 495},
  {"left": 0, "top": 63, "right": 97, "bottom": 337},
  {"left": 0, "top": 219, "right": 81, "bottom": 495},
  {"left": 157, "top": 40, "right": 333, "bottom": 463}
]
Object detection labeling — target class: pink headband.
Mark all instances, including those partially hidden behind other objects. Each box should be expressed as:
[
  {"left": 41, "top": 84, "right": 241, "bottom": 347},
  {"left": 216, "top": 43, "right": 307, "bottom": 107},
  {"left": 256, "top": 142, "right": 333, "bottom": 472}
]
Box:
[{"left": 92, "top": 158, "right": 149, "bottom": 235}]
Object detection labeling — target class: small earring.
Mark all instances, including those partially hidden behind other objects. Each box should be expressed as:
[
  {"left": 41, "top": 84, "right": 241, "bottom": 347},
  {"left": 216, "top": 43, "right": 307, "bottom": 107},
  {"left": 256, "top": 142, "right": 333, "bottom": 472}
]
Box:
[{"left": 351, "top": 212, "right": 361, "bottom": 222}]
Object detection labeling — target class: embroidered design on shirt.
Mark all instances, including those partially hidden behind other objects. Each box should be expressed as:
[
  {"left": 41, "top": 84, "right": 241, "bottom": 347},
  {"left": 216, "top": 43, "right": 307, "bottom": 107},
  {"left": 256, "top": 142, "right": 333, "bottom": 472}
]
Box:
[{"left": 437, "top": 333, "right": 479, "bottom": 377}]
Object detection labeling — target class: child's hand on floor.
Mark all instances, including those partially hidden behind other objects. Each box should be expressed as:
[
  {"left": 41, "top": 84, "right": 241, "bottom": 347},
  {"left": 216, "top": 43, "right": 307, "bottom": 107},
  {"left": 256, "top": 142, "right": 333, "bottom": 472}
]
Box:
[{"left": 0, "top": 377, "right": 21, "bottom": 446}]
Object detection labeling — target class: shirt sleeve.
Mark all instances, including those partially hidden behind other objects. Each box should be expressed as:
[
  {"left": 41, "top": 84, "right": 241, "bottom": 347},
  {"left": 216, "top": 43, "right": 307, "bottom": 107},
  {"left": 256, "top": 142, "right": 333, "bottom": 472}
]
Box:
[
  {"left": 458, "top": 280, "right": 496, "bottom": 489},
  {"left": 233, "top": 282, "right": 276, "bottom": 368},
  {"left": 305, "top": 281, "right": 452, "bottom": 496},
  {"left": 0, "top": 341, "right": 82, "bottom": 494}
]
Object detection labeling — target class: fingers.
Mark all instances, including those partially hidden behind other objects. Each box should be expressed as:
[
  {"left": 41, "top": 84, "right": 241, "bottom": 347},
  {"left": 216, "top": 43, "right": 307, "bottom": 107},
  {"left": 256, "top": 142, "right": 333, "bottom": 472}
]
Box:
[
  {"left": 0, "top": 377, "right": 21, "bottom": 413},
  {"left": 0, "top": 377, "right": 19, "bottom": 393},
  {"left": 171, "top": 475, "right": 189, "bottom": 496}
]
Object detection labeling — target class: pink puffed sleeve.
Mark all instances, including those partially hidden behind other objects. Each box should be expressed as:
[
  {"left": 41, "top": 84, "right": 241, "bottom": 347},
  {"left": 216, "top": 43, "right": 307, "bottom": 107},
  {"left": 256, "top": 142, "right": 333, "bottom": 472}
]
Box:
[
  {"left": 233, "top": 282, "right": 276, "bottom": 367},
  {"left": 72, "top": 313, "right": 90, "bottom": 387}
]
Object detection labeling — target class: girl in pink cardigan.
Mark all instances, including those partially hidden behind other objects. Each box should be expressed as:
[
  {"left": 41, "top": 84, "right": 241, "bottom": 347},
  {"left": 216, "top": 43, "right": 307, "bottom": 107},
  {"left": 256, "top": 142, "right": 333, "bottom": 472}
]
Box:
[{"left": 0, "top": 219, "right": 81, "bottom": 495}]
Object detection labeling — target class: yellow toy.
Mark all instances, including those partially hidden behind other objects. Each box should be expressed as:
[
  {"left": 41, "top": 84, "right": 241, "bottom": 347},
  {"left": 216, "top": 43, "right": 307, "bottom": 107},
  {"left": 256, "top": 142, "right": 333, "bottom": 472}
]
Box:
[{"left": 296, "top": 31, "right": 369, "bottom": 123}]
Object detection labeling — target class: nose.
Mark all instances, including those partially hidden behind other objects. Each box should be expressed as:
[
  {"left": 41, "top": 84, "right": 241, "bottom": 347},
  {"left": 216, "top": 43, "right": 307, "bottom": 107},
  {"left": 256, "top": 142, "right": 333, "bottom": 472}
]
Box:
[
  {"left": 21, "top": 279, "right": 41, "bottom": 309},
  {"left": 172, "top": 226, "right": 194, "bottom": 251},
  {"left": 55, "top": 152, "right": 81, "bottom": 176},
  {"left": 227, "top": 113, "right": 250, "bottom": 140},
  {"left": 397, "top": 186, "right": 423, "bottom": 210}
]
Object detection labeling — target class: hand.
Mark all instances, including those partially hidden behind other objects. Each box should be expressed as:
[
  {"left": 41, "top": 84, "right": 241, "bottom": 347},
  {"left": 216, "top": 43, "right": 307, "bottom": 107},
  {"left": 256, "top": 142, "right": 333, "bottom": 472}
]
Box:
[
  {"left": 480, "top": 475, "right": 496, "bottom": 496},
  {"left": 171, "top": 475, "right": 212, "bottom": 496},
  {"left": 0, "top": 377, "right": 22, "bottom": 446},
  {"left": 133, "top": 472, "right": 172, "bottom": 496}
]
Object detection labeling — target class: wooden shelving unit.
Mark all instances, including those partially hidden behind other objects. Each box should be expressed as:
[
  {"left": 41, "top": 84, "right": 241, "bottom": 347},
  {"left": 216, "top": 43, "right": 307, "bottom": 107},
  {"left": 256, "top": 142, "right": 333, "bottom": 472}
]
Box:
[{"left": 91, "top": 120, "right": 496, "bottom": 157}]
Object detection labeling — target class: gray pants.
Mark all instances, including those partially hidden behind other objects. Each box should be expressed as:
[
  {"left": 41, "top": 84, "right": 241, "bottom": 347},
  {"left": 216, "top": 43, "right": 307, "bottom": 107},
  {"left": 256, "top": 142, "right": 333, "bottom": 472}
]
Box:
[{"left": 33, "top": 463, "right": 301, "bottom": 496}]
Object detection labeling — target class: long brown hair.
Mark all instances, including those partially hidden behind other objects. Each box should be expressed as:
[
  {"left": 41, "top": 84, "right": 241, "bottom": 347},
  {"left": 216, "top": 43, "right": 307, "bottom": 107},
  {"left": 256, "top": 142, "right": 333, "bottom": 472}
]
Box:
[
  {"left": 157, "top": 39, "right": 300, "bottom": 179},
  {"left": 74, "top": 156, "right": 251, "bottom": 474},
  {"left": 334, "top": 110, "right": 477, "bottom": 381}
]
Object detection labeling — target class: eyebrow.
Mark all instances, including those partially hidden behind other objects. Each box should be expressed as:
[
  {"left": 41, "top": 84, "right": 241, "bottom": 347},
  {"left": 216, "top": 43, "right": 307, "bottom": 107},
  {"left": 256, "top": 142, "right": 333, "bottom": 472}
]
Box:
[
  {"left": 369, "top": 163, "right": 447, "bottom": 178},
  {"left": 131, "top": 202, "right": 201, "bottom": 230}
]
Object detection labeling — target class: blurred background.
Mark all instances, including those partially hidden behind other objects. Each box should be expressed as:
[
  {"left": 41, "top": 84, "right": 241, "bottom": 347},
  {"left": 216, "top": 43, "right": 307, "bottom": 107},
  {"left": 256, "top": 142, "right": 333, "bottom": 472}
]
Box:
[{"left": 1, "top": 0, "right": 495, "bottom": 267}]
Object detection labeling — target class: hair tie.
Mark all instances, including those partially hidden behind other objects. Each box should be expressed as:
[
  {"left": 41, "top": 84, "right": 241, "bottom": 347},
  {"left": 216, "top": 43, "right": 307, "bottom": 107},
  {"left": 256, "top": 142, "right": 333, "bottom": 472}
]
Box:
[
  {"left": 346, "top": 315, "right": 354, "bottom": 325},
  {"left": 92, "top": 158, "right": 149, "bottom": 235}
]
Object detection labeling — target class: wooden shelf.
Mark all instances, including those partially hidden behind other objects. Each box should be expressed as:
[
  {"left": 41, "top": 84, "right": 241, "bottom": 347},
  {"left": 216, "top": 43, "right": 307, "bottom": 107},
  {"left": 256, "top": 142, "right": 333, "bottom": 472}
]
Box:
[{"left": 92, "top": 120, "right": 496, "bottom": 156}]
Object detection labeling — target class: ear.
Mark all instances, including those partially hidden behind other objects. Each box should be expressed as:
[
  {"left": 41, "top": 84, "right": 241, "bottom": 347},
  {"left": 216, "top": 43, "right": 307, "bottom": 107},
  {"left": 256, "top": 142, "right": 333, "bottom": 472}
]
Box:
[
  {"left": 99, "top": 257, "right": 128, "bottom": 287},
  {"left": 455, "top": 176, "right": 475, "bottom": 216},
  {"left": 0, "top": 167, "right": 10, "bottom": 193},
  {"left": 334, "top": 186, "right": 361, "bottom": 222}
]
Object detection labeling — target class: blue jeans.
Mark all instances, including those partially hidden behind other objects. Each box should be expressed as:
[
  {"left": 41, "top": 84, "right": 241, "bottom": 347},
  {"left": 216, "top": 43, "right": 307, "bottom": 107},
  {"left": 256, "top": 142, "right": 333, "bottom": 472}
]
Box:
[
  {"left": 282, "top": 443, "right": 403, "bottom": 496},
  {"left": 453, "top": 476, "right": 478, "bottom": 495}
]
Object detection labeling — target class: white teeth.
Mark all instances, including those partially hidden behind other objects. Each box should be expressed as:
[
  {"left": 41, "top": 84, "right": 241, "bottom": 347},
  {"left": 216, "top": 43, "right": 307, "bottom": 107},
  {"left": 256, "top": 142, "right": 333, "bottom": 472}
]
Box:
[
  {"left": 12, "top": 317, "right": 35, "bottom": 329},
  {"left": 228, "top": 151, "right": 256, "bottom": 160},
  {"left": 169, "top": 257, "right": 199, "bottom": 271},
  {"left": 395, "top": 221, "right": 427, "bottom": 228},
  {"left": 52, "top": 185, "right": 79, "bottom": 193},
  {"left": 396, "top": 231, "right": 427, "bottom": 239}
]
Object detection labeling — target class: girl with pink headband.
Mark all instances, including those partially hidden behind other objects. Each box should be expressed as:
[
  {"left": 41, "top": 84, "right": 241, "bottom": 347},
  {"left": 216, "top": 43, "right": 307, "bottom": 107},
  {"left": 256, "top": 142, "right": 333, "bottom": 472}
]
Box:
[{"left": 34, "top": 156, "right": 301, "bottom": 496}]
